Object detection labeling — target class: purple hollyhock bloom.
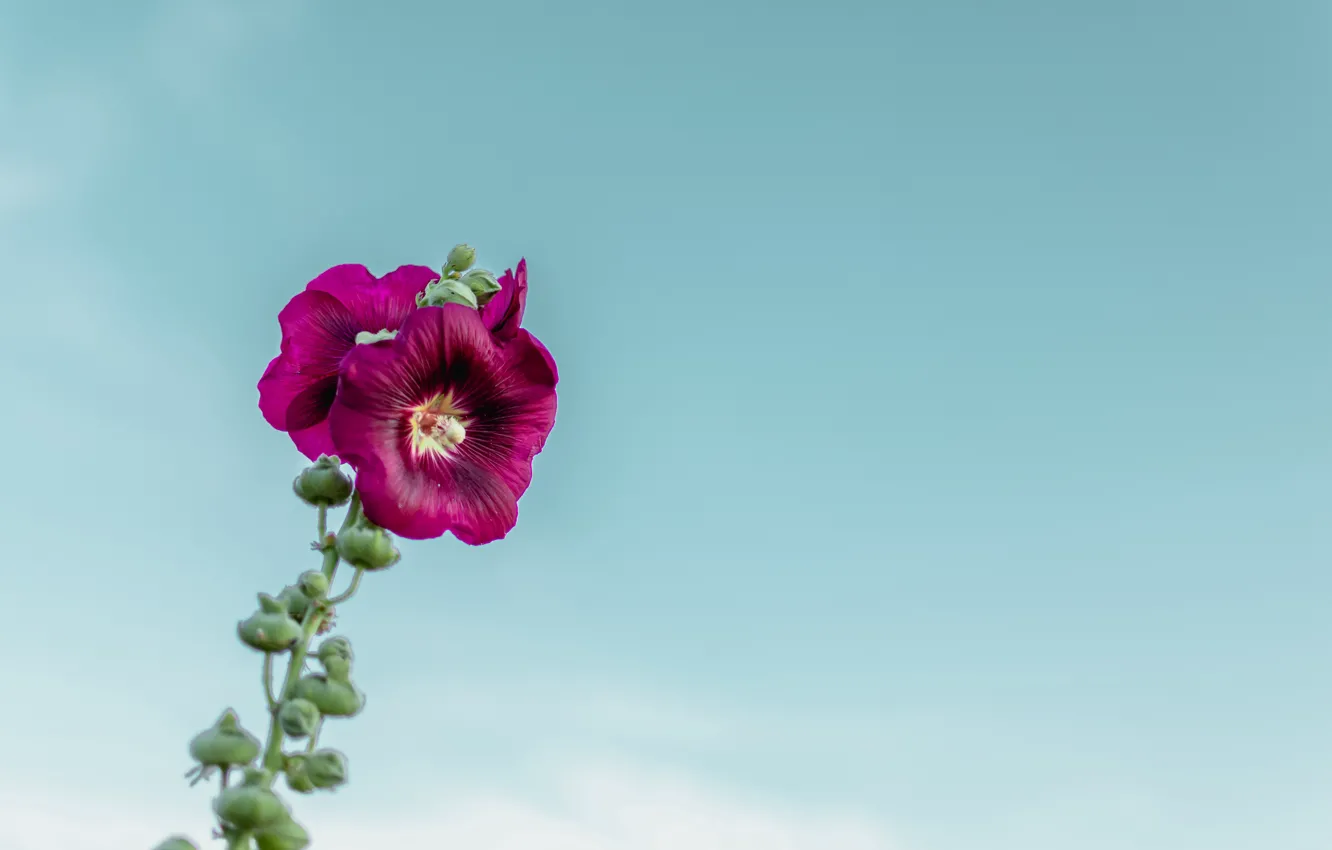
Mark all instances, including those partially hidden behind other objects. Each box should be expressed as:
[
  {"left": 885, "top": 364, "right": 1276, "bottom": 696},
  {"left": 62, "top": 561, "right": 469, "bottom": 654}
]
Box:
[
  {"left": 328, "top": 303, "right": 558, "bottom": 544},
  {"left": 479, "top": 258, "right": 528, "bottom": 341},
  {"left": 258, "top": 264, "right": 439, "bottom": 460}
]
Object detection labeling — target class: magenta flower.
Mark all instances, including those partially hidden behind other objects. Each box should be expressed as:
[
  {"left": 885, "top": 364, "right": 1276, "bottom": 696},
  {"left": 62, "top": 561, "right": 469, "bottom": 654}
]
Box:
[
  {"left": 328, "top": 304, "right": 558, "bottom": 544},
  {"left": 479, "top": 258, "right": 528, "bottom": 341},
  {"left": 258, "top": 264, "right": 439, "bottom": 459}
]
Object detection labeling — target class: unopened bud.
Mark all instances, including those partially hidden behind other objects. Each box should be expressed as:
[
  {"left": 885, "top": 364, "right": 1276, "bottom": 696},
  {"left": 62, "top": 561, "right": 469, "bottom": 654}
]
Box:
[
  {"left": 321, "top": 655, "right": 351, "bottom": 681},
  {"left": 335, "top": 523, "right": 400, "bottom": 571},
  {"left": 213, "top": 770, "right": 287, "bottom": 831},
  {"left": 459, "top": 268, "right": 501, "bottom": 304},
  {"left": 292, "top": 456, "right": 353, "bottom": 507},
  {"left": 153, "top": 836, "right": 199, "bottom": 850},
  {"left": 315, "top": 636, "right": 353, "bottom": 664},
  {"left": 277, "top": 698, "right": 321, "bottom": 739},
  {"left": 276, "top": 585, "right": 310, "bottom": 623},
  {"left": 292, "top": 673, "right": 365, "bottom": 718},
  {"left": 305, "top": 749, "right": 349, "bottom": 790},
  {"left": 416, "top": 276, "right": 478, "bottom": 309},
  {"left": 283, "top": 754, "right": 316, "bottom": 794},
  {"left": 189, "top": 709, "right": 260, "bottom": 769},
  {"left": 238, "top": 594, "right": 303, "bottom": 653},
  {"left": 254, "top": 813, "right": 311, "bottom": 850},
  {"left": 298, "top": 570, "right": 329, "bottom": 599},
  {"left": 445, "top": 243, "right": 477, "bottom": 274}
]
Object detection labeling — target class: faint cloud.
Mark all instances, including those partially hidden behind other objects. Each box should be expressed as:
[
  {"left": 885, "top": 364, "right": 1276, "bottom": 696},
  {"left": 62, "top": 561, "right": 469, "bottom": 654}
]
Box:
[
  {"left": 0, "top": 158, "right": 57, "bottom": 216},
  {"left": 0, "top": 74, "right": 123, "bottom": 219},
  {"left": 141, "top": 0, "right": 309, "bottom": 104},
  {"left": 0, "top": 761, "right": 905, "bottom": 850},
  {"left": 399, "top": 673, "right": 733, "bottom": 746}
]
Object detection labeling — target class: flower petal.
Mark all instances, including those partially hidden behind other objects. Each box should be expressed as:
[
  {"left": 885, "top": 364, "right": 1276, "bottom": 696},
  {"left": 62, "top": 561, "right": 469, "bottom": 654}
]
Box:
[
  {"left": 259, "top": 265, "right": 437, "bottom": 460},
  {"left": 460, "top": 328, "right": 558, "bottom": 500},
  {"left": 307, "top": 263, "right": 436, "bottom": 334},
  {"left": 277, "top": 289, "right": 361, "bottom": 368},
  {"left": 480, "top": 258, "right": 527, "bottom": 340},
  {"left": 334, "top": 400, "right": 520, "bottom": 543},
  {"left": 257, "top": 356, "right": 341, "bottom": 461},
  {"left": 328, "top": 304, "right": 558, "bottom": 543}
]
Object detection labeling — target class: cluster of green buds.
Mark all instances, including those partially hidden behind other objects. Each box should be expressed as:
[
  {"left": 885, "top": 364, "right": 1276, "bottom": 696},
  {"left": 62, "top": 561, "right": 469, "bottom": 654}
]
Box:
[
  {"left": 154, "top": 456, "right": 402, "bottom": 850},
  {"left": 415, "top": 243, "right": 502, "bottom": 310}
]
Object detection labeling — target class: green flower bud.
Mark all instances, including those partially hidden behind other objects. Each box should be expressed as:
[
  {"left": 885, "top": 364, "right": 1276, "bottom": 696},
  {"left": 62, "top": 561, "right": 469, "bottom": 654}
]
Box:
[
  {"left": 415, "top": 276, "right": 478, "bottom": 309},
  {"left": 276, "top": 585, "right": 310, "bottom": 623},
  {"left": 298, "top": 570, "right": 329, "bottom": 599},
  {"left": 321, "top": 655, "right": 351, "bottom": 681},
  {"left": 305, "top": 748, "right": 348, "bottom": 790},
  {"left": 153, "top": 836, "right": 199, "bottom": 850},
  {"left": 292, "top": 673, "right": 365, "bottom": 717},
  {"left": 277, "top": 698, "right": 321, "bottom": 738},
  {"left": 238, "top": 594, "right": 303, "bottom": 653},
  {"left": 189, "top": 709, "right": 260, "bottom": 769},
  {"left": 254, "top": 813, "right": 311, "bottom": 850},
  {"left": 459, "top": 268, "right": 501, "bottom": 304},
  {"left": 213, "top": 773, "right": 287, "bottom": 831},
  {"left": 315, "top": 636, "right": 353, "bottom": 664},
  {"left": 445, "top": 243, "right": 476, "bottom": 274},
  {"left": 335, "top": 523, "right": 400, "bottom": 571},
  {"left": 283, "top": 754, "right": 316, "bottom": 794},
  {"left": 292, "top": 455, "right": 353, "bottom": 507},
  {"left": 314, "top": 637, "right": 353, "bottom": 680}
]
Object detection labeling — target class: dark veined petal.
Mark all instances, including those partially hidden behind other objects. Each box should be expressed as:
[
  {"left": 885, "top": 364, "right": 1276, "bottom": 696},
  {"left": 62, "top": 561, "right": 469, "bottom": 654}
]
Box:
[
  {"left": 257, "top": 264, "right": 437, "bottom": 460},
  {"left": 257, "top": 353, "right": 340, "bottom": 459},
  {"left": 328, "top": 304, "right": 558, "bottom": 543},
  {"left": 307, "top": 263, "right": 436, "bottom": 335},
  {"left": 480, "top": 258, "right": 527, "bottom": 340}
]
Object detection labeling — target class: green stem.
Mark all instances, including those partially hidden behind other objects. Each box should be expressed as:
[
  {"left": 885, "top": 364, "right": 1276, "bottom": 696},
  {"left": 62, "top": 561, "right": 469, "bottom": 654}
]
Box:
[
  {"left": 317, "top": 504, "right": 327, "bottom": 540},
  {"left": 337, "top": 491, "right": 362, "bottom": 538},
  {"left": 262, "top": 654, "right": 277, "bottom": 710},
  {"left": 260, "top": 606, "right": 329, "bottom": 775},
  {"left": 306, "top": 716, "right": 324, "bottom": 753},
  {"left": 326, "top": 568, "right": 364, "bottom": 605},
  {"left": 258, "top": 498, "right": 354, "bottom": 780}
]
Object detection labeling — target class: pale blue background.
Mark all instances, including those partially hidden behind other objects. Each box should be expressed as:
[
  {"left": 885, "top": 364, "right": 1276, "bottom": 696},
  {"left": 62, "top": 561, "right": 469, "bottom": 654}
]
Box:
[{"left": 1, "top": 1, "right": 1329, "bottom": 848}]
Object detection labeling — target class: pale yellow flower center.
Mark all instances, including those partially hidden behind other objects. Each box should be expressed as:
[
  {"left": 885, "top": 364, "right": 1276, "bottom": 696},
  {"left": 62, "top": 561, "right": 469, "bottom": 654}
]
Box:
[{"left": 408, "top": 394, "right": 468, "bottom": 456}]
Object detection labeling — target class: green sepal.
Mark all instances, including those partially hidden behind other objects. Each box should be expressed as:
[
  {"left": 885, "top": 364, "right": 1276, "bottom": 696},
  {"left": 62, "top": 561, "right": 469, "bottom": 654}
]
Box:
[
  {"left": 189, "top": 709, "right": 260, "bottom": 769},
  {"left": 305, "top": 748, "right": 348, "bottom": 790},
  {"left": 238, "top": 596, "right": 303, "bottom": 653},
  {"left": 283, "top": 754, "right": 316, "bottom": 794},
  {"left": 292, "top": 455, "right": 353, "bottom": 507},
  {"left": 459, "top": 268, "right": 500, "bottom": 304},
  {"left": 277, "top": 698, "right": 321, "bottom": 739},
  {"left": 254, "top": 813, "right": 311, "bottom": 850},
  {"left": 416, "top": 276, "right": 478, "bottom": 309},
  {"left": 276, "top": 585, "right": 310, "bottom": 623},
  {"left": 444, "top": 243, "right": 476, "bottom": 274},
  {"left": 315, "top": 636, "right": 353, "bottom": 664},
  {"left": 292, "top": 673, "right": 365, "bottom": 717},
  {"left": 335, "top": 523, "right": 400, "bottom": 571},
  {"left": 353, "top": 328, "right": 397, "bottom": 345},
  {"left": 298, "top": 570, "right": 329, "bottom": 599},
  {"left": 321, "top": 656, "right": 351, "bottom": 681},
  {"left": 152, "top": 836, "right": 199, "bottom": 850},
  {"left": 213, "top": 778, "right": 287, "bottom": 831}
]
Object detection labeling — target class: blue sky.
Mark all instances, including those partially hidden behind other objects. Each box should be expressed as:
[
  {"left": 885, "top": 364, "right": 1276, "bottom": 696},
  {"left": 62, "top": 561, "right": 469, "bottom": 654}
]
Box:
[{"left": 1, "top": 1, "right": 1329, "bottom": 848}]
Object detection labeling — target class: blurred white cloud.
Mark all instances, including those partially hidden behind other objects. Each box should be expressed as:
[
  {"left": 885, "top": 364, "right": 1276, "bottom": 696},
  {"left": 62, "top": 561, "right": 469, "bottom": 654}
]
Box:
[
  {"left": 0, "top": 760, "right": 904, "bottom": 850},
  {"left": 139, "top": 0, "right": 308, "bottom": 105}
]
